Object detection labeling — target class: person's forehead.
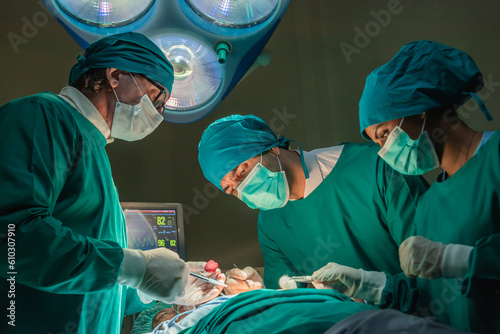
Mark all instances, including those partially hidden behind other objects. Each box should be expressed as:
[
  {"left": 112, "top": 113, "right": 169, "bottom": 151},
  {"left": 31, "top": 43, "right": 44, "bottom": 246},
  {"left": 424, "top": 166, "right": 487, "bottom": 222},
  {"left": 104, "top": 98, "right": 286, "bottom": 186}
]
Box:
[
  {"left": 366, "top": 123, "right": 381, "bottom": 133},
  {"left": 368, "top": 119, "right": 398, "bottom": 129}
]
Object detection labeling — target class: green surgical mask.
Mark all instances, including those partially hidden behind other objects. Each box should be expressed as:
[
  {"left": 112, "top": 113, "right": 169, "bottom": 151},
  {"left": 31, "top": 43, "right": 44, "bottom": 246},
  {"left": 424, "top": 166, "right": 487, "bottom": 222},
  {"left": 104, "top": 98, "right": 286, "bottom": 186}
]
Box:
[
  {"left": 237, "top": 154, "right": 290, "bottom": 210},
  {"left": 378, "top": 117, "right": 440, "bottom": 175}
]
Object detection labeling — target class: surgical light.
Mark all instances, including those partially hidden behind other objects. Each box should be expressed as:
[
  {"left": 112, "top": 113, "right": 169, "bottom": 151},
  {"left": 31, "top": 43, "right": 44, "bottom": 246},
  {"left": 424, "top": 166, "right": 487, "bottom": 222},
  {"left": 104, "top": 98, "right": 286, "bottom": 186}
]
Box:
[
  {"left": 150, "top": 33, "right": 223, "bottom": 112},
  {"left": 55, "top": 0, "right": 154, "bottom": 27},
  {"left": 43, "top": 0, "right": 290, "bottom": 123},
  {"left": 186, "top": 0, "right": 279, "bottom": 27}
]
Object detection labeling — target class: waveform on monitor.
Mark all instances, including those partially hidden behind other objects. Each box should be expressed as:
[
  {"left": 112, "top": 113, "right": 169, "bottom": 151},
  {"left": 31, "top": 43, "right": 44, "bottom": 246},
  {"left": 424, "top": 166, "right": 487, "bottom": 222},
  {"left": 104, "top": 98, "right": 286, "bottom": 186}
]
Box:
[{"left": 129, "top": 236, "right": 156, "bottom": 248}]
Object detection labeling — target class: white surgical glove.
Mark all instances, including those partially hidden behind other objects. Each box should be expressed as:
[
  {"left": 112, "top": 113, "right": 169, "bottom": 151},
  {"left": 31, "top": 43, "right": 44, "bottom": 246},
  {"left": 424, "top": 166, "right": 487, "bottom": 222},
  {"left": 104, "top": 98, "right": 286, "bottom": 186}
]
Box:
[
  {"left": 224, "top": 267, "right": 264, "bottom": 295},
  {"left": 312, "top": 262, "right": 386, "bottom": 303},
  {"left": 311, "top": 263, "right": 362, "bottom": 296},
  {"left": 400, "top": 236, "right": 472, "bottom": 279},
  {"left": 118, "top": 248, "right": 188, "bottom": 303},
  {"left": 173, "top": 261, "right": 226, "bottom": 306}
]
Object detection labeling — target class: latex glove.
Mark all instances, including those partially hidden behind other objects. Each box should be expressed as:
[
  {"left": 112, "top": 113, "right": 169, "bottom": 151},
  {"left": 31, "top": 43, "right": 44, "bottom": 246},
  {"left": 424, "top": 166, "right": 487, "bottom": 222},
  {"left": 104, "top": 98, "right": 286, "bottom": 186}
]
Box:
[
  {"left": 399, "top": 236, "right": 473, "bottom": 279},
  {"left": 173, "top": 261, "right": 226, "bottom": 306},
  {"left": 311, "top": 263, "right": 362, "bottom": 297},
  {"left": 278, "top": 275, "right": 298, "bottom": 290},
  {"left": 137, "top": 248, "right": 188, "bottom": 302},
  {"left": 224, "top": 266, "right": 264, "bottom": 295},
  {"left": 399, "top": 236, "right": 446, "bottom": 279}
]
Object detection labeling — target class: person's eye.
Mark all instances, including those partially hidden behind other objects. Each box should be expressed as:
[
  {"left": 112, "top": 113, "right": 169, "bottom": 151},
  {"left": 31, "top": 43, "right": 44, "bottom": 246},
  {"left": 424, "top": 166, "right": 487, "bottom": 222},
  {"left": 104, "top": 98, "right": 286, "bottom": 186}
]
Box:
[{"left": 382, "top": 130, "right": 388, "bottom": 138}]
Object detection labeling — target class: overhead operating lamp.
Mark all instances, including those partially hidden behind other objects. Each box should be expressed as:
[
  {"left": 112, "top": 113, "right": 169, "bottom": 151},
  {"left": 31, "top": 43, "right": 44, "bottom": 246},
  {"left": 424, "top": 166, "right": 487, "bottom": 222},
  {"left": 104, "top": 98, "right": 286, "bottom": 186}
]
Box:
[{"left": 42, "top": 0, "right": 290, "bottom": 123}]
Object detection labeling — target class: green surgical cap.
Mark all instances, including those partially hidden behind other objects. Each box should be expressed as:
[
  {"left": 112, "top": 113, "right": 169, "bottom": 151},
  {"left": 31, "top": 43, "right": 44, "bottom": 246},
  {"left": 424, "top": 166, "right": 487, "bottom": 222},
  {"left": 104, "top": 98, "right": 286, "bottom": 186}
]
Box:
[
  {"left": 69, "top": 32, "right": 174, "bottom": 93},
  {"left": 359, "top": 40, "right": 490, "bottom": 139},
  {"left": 198, "top": 115, "right": 291, "bottom": 191}
]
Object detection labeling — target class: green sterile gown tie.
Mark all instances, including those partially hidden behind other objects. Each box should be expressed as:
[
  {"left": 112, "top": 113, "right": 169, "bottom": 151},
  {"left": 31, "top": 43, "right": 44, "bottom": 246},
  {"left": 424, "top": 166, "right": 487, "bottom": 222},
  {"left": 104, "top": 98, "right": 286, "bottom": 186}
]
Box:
[
  {"left": 258, "top": 142, "right": 429, "bottom": 288},
  {"left": 381, "top": 130, "right": 500, "bottom": 333},
  {"left": 0, "top": 93, "right": 145, "bottom": 333}
]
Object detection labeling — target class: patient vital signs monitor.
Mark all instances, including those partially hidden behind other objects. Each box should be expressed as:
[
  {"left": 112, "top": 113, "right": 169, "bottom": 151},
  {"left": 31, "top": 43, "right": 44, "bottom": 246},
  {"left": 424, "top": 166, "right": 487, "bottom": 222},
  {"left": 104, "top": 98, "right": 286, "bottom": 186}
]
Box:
[{"left": 121, "top": 202, "right": 186, "bottom": 260}]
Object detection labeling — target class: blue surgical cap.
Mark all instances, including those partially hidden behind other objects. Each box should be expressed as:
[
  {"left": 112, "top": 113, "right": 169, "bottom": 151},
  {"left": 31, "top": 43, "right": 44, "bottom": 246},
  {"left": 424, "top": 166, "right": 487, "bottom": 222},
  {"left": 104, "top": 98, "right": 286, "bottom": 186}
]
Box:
[
  {"left": 359, "top": 40, "right": 489, "bottom": 139},
  {"left": 198, "top": 115, "right": 291, "bottom": 190},
  {"left": 69, "top": 32, "right": 174, "bottom": 93}
]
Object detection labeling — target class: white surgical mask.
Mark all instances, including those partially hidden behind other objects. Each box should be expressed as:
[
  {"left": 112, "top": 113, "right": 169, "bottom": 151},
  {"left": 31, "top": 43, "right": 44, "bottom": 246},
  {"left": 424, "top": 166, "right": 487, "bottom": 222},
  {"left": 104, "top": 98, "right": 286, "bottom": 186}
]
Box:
[{"left": 111, "top": 73, "right": 164, "bottom": 141}]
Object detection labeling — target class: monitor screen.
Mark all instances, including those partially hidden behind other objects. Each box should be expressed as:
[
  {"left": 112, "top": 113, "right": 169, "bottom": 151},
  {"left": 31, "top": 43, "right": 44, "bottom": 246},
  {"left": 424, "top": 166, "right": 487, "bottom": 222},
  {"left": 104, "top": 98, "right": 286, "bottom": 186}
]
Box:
[{"left": 121, "top": 202, "right": 186, "bottom": 260}]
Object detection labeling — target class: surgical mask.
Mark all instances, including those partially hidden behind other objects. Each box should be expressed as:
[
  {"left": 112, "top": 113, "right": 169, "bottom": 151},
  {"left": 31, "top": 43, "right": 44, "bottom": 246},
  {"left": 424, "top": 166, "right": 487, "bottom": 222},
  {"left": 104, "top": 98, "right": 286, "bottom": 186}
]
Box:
[
  {"left": 237, "top": 154, "right": 290, "bottom": 210},
  {"left": 378, "top": 117, "right": 440, "bottom": 175},
  {"left": 111, "top": 73, "right": 164, "bottom": 141}
]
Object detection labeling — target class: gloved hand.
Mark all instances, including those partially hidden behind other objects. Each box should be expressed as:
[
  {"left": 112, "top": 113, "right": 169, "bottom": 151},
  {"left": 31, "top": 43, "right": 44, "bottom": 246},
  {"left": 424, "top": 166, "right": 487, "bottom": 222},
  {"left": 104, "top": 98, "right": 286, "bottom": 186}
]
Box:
[
  {"left": 399, "top": 236, "right": 446, "bottom": 279},
  {"left": 399, "top": 236, "right": 473, "bottom": 279},
  {"left": 278, "top": 275, "right": 298, "bottom": 290},
  {"left": 311, "top": 263, "right": 362, "bottom": 297},
  {"left": 137, "top": 248, "right": 188, "bottom": 302},
  {"left": 172, "top": 261, "right": 226, "bottom": 306},
  {"left": 224, "top": 266, "right": 264, "bottom": 295}
]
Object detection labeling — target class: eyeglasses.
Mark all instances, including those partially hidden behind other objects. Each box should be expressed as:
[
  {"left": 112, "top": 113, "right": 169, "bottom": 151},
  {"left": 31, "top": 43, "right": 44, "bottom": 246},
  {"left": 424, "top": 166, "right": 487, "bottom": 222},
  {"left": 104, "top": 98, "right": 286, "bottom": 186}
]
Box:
[{"left": 137, "top": 73, "right": 168, "bottom": 113}]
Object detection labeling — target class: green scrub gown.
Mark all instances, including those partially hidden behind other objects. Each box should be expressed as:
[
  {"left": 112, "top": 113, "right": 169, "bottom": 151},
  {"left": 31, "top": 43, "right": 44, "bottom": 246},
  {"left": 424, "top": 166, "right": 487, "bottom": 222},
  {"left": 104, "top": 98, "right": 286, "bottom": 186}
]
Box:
[
  {"left": 178, "top": 289, "right": 377, "bottom": 334},
  {"left": 258, "top": 142, "right": 429, "bottom": 288},
  {"left": 380, "top": 131, "right": 500, "bottom": 333},
  {"left": 0, "top": 93, "right": 146, "bottom": 333}
]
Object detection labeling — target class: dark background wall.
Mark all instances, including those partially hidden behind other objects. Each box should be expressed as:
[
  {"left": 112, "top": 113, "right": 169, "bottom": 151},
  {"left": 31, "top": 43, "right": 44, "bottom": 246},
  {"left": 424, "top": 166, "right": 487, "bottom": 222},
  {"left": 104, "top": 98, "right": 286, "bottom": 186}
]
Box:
[{"left": 1, "top": 1, "right": 499, "bottom": 269}]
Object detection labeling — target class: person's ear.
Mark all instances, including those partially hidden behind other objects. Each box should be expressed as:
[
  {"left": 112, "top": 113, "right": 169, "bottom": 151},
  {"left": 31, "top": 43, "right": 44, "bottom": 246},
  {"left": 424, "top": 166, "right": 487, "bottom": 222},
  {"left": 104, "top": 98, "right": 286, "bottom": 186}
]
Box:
[
  {"left": 106, "top": 68, "right": 122, "bottom": 89},
  {"left": 269, "top": 147, "right": 281, "bottom": 156}
]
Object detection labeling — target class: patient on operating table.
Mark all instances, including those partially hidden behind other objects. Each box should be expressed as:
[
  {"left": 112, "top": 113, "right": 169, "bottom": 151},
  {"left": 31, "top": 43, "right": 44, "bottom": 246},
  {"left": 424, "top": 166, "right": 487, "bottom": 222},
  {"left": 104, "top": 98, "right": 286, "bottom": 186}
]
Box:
[
  {"left": 146, "top": 266, "right": 469, "bottom": 334},
  {"left": 150, "top": 267, "right": 263, "bottom": 331}
]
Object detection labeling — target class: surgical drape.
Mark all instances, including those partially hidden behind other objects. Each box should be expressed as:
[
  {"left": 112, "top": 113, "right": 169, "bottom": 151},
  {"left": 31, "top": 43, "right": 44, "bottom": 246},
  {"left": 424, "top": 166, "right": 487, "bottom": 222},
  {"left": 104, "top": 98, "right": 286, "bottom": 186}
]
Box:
[{"left": 177, "top": 289, "right": 377, "bottom": 334}]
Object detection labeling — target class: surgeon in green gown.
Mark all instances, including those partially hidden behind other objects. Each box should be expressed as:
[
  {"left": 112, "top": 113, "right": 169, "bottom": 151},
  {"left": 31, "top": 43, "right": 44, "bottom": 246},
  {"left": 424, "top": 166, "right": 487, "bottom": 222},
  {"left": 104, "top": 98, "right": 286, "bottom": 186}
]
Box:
[
  {"left": 197, "top": 114, "right": 429, "bottom": 291},
  {"left": 0, "top": 32, "right": 222, "bottom": 334},
  {"left": 311, "top": 40, "right": 500, "bottom": 333}
]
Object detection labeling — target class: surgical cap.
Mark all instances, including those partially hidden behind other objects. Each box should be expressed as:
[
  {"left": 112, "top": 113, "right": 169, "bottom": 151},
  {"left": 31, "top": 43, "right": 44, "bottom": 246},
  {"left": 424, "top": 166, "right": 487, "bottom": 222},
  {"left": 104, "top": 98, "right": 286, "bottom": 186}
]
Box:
[
  {"left": 359, "top": 40, "right": 488, "bottom": 139},
  {"left": 198, "top": 115, "right": 291, "bottom": 190},
  {"left": 69, "top": 32, "right": 174, "bottom": 93}
]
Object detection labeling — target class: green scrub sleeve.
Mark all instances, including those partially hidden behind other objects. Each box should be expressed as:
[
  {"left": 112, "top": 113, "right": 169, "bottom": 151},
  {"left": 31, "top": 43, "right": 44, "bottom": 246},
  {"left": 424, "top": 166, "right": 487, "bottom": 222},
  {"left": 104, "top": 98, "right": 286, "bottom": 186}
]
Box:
[
  {"left": 463, "top": 233, "right": 500, "bottom": 298},
  {"left": 257, "top": 221, "right": 301, "bottom": 289},
  {"left": 0, "top": 95, "right": 124, "bottom": 293},
  {"left": 379, "top": 273, "right": 420, "bottom": 314},
  {"left": 124, "top": 287, "right": 155, "bottom": 316},
  {"left": 377, "top": 159, "right": 429, "bottom": 245}
]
